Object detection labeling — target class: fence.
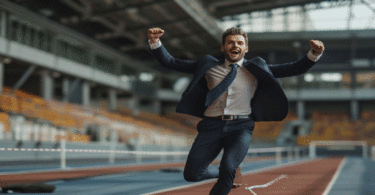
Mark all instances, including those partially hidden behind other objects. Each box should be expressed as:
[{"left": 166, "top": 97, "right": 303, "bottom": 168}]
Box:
[{"left": 0, "top": 139, "right": 305, "bottom": 169}]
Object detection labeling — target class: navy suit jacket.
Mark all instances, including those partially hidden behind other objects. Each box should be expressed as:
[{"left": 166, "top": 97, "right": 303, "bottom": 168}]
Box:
[{"left": 151, "top": 45, "right": 316, "bottom": 122}]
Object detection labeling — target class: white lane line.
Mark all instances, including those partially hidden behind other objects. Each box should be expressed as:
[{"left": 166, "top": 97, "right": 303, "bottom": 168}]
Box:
[
  {"left": 140, "top": 178, "right": 218, "bottom": 195},
  {"left": 141, "top": 158, "right": 318, "bottom": 195},
  {"left": 246, "top": 174, "right": 288, "bottom": 195},
  {"left": 322, "top": 157, "right": 347, "bottom": 195}
]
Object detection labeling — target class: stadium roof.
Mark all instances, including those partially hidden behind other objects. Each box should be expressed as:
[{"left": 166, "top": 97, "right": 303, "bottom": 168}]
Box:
[
  {"left": 7, "top": 1, "right": 327, "bottom": 56},
  {"left": 7, "top": 0, "right": 374, "bottom": 76}
]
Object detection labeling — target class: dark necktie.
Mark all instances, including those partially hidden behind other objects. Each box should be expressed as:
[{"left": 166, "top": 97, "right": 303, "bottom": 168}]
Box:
[{"left": 205, "top": 64, "right": 239, "bottom": 107}]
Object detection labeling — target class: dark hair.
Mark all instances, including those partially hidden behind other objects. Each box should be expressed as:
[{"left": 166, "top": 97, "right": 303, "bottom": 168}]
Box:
[{"left": 222, "top": 27, "right": 248, "bottom": 45}]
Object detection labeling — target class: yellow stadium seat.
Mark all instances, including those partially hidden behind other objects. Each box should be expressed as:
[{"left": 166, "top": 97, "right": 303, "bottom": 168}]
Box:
[
  {"left": 0, "top": 112, "right": 10, "bottom": 132},
  {"left": 0, "top": 94, "right": 20, "bottom": 113}
]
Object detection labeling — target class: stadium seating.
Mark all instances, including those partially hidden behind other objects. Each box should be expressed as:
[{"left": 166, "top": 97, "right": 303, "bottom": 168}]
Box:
[
  {"left": 252, "top": 113, "right": 298, "bottom": 141},
  {"left": 297, "top": 111, "right": 375, "bottom": 146},
  {"left": 0, "top": 112, "right": 11, "bottom": 132},
  {"left": 0, "top": 94, "right": 20, "bottom": 113},
  {"left": 0, "top": 86, "right": 195, "bottom": 146},
  {"left": 4, "top": 86, "right": 372, "bottom": 147},
  {"left": 362, "top": 111, "right": 375, "bottom": 121}
]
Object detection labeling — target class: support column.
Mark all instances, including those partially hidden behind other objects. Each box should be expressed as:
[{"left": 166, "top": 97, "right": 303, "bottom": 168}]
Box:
[
  {"left": 1, "top": 11, "right": 8, "bottom": 38},
  {"left": 302, "top": 6, "right": 308, "bottom": 31},
  {"left": 41, "top": 70, "right": 54, "bottom": 100},
  {"left": 297, "top": 101, "right": 305, "bottom": 120},
  {"left": 266, "top": 11, "right": 272, "bottom": 32},
  {"left": 82, "top": 81, "right": 90, "bottom": 107},
  {"left": 152, "top": 77, "right": 162, "bottom": 114},
  {"left": 88, "top": 49, "right": 96, "bottom": 68},
  {"left": 283, "top": 8, "right": 289, "bottom": 31},
  {"left": 15, "top": 22, "right": 23, "bottom": 43},
  {"left": 62, "top": 78, "right": 70, "bottom": 102},
  {"left": 152, "top": 100, "right": 161, "bottom": 115},
  {"left": 351, "top": 100, "right": 359, "bottom": 120},
  {"left": 0, "top": 61, "right": 3, "bottom": 93},
  {"left": 41, "top": 32, "right": 49, "bottom": 51},
  {"left": 108, "top": 89, "right": 117, "bottom": 111},
  {"left": 24, "top": 26, "right": 32, "bottom": 46},
  {"left": 129, "top": 95, "right": 140, "bottom": 115},
  {"left": 347, "top": 0, "right": 354, "bottom": 30}
]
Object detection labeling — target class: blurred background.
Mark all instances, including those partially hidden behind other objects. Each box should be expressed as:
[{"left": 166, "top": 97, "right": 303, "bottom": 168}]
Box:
[{"left": 0, "top": 0, "right": 374, "bottom": 164}]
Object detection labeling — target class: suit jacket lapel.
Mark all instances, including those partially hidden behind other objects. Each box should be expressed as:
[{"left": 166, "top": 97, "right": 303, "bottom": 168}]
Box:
[
  {"left": 245, "top": 57, "right": 272, "bottom": 75},
  {"left": 187, "top": 60, "right": 218, "bottom": 93}
]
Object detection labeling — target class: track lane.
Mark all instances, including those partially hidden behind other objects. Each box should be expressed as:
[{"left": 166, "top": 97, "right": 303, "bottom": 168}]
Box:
[{"left": 150, "top": 157, "right": 344, "bottom": 195}]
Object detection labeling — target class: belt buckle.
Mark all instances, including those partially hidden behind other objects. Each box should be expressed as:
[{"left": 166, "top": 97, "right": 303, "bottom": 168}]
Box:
[{"left": 222, "top": 115, "right": 234, "bottom": 121}]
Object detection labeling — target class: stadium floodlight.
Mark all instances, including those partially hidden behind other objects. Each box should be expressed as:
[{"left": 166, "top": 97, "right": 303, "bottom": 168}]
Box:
[
  {"left": 321, "top": 73, "right": 342, "bottom": 82},
  {"left": 139, "top": 72, "right": 154, "bottom": 82},
  {"left": 304, "top": 73, "right": 314, "bottom": 82}
]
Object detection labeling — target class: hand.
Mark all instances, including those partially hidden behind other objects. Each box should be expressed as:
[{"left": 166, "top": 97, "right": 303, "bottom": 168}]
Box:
[
  {"left": 148, "top": 27, "right": 164, "bottom": 44},
  {"left": 309, "top": 40, "right": 324, "bottom": 54}
]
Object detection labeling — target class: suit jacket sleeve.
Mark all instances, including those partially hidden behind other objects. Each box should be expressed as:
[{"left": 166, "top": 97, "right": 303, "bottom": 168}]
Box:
[
  {"left": 150, "top": 44, "right": 197, "bottom": 74},
  {"left": 268, "top": 55, "right": 316, "bottom": 78}
]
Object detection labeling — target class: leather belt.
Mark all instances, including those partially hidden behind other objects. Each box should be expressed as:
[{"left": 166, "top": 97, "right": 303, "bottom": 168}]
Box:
[{"left": 205, "top": 115, "right": 251, "bottom": 121}]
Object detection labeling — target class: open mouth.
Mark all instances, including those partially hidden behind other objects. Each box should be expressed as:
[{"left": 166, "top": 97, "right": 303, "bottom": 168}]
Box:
[{"left": 229, "top": 50, "right": 240, "bottom": 57}]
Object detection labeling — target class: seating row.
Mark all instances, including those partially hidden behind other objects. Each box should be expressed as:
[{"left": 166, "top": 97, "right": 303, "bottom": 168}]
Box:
[
  {"left": 0, "top": 86, "right": 195, "bottom": 145},
  {"left": 298, "top": 111, "right": 375, "bottom": 146}
]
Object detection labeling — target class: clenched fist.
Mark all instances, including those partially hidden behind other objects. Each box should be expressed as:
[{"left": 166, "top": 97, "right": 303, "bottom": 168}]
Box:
[
  {"left": 148, "top": 27, "right": 164, "bottom": 44},
  {"left": 309, "top": 40, "right": 324, "bottom": 54}
]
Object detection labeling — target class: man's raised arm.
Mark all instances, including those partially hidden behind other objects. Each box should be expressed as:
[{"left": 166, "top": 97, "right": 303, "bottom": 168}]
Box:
[
  {"left": 148, "top": 27, "right": 197, "bottom": 74},
  {"left": 268, "top": 40, "right": 325, "bottom": 78}
]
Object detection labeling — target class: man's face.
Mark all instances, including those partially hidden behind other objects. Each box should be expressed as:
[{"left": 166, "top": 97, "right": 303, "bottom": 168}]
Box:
[{"left": 221, "top": 34, "right": 248, "bottom": 63}]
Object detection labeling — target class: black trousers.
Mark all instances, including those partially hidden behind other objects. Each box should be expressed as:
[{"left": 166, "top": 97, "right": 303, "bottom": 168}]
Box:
[{"left": 183, "top": 117, "right": 255, "bottom": 195}]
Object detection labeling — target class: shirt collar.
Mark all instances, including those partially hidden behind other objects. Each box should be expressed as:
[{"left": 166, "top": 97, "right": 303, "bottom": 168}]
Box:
[{"left": 223, "top": 58, "right": 244, "bottom": 68}]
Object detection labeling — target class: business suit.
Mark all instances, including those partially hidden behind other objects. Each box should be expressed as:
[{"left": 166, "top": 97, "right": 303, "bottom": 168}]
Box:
[
  {"left": 151, "top": 44, "right": 316, "bottom": 121},
  {"left": 151, "top": 43, "right": 317, "bottom": 194}
]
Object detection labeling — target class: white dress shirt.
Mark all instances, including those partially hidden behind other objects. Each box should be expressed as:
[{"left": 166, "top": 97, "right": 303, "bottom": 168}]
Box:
[
  {"left": 203, "top": 58, "right": 257, "bottom": 117},
  {"left": 149, "top": 40, "right": 322, "bottom": 117}
]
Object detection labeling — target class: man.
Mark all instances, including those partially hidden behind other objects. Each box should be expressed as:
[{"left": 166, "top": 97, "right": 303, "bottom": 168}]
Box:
[{"left": 148, "top": 27, "right": 324, "bottom": 195}]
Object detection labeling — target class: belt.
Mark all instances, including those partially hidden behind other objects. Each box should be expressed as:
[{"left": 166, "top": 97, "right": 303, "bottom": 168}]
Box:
[{"left": 205, "top": 115, "right": 251, "bottom": 121}]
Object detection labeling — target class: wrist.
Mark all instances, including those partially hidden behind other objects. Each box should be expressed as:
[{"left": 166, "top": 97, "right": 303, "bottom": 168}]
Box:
[
  {"left": 311, "top": 49, "right": 322, "bottom": 56},
  {"left": 149, "top": 39, "right": 159, "bottom": 44}
]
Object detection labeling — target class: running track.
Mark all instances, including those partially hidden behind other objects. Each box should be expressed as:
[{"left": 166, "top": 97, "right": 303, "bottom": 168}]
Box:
[{"left": 1, "top": 157, "right": 374, "bottom": 194}]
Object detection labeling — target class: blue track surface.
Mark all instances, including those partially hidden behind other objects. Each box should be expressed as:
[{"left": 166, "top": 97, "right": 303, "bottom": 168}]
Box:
[
  {"left": 48, "top": 159, "right": 289, "bottom": 195},
  {"left": 1, "top": 157, "right": 373, "bottom": 195},
  {"left": 0, "top": 159, "right": 299, "bottom": 195},
  {"left": 328, "top": 157, "right": 375, "bottom": 195}
]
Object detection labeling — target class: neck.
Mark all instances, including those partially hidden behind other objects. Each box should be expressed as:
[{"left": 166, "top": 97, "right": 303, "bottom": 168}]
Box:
[{"left": 224, "top": 58, "right": 244, "bottom": 67}]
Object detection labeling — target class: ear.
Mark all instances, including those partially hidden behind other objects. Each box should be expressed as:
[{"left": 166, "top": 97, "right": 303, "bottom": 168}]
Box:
[
  {"left": 245, "top": 45, "right": 248, "bottom": 53},
  {"left": 221, "top": 45, "right": 224, "bottom": 52}
]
